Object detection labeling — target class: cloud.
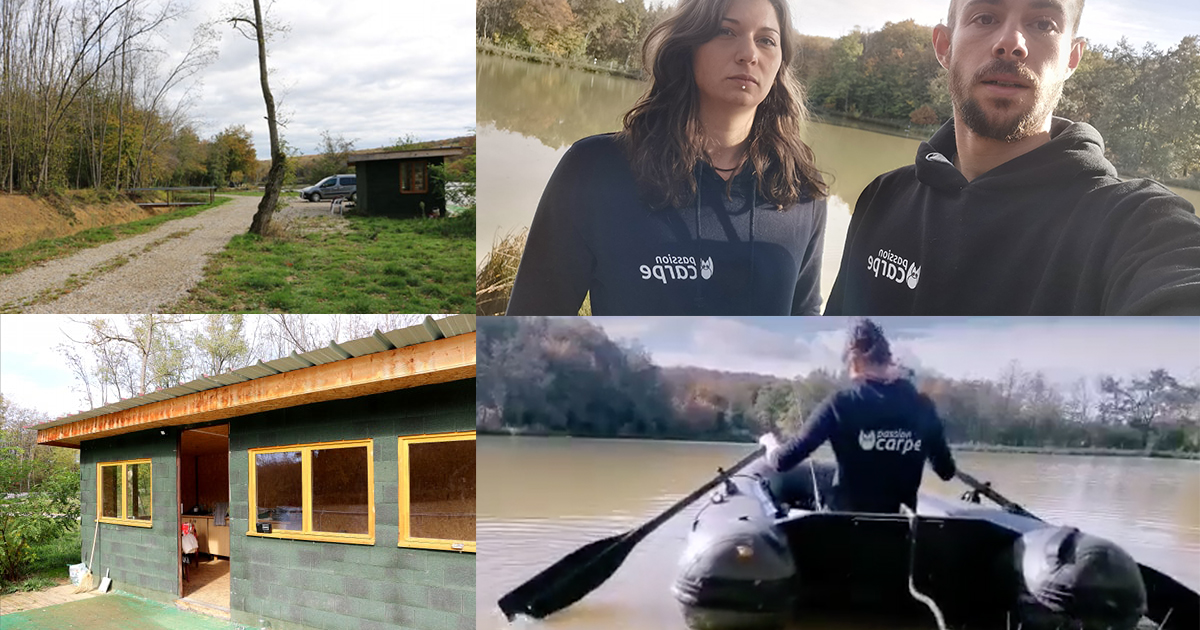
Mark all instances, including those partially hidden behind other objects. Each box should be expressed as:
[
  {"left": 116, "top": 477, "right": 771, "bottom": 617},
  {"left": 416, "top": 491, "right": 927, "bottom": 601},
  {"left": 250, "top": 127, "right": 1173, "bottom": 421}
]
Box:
[
  {"left": 748, "top": 0, "right": 1192, "bottom": 49},
  {"left": 614, "top": 317, "right": 1200, "bottom": 386},
  {"left": 166, "top": 0, "right": 475, "bottom": 159}
]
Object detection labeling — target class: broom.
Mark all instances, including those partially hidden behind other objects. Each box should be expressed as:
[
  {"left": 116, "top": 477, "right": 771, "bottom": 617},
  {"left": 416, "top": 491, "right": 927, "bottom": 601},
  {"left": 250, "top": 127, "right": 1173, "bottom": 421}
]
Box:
[{"left": 75, "top": 519, "right": 100, "bottom": 593}]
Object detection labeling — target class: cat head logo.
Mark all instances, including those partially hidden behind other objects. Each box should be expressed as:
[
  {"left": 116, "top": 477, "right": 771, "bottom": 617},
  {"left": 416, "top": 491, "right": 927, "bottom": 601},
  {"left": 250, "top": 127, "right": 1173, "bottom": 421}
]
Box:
[
  {"left": 906, "top": 264, "right": 921, "bottom": 289},
  {"left": 700, "top": 257, "right": 714, "bottom": 280},
  {"left": 859, "top": 430, "right": 876, "bottom": 451}
]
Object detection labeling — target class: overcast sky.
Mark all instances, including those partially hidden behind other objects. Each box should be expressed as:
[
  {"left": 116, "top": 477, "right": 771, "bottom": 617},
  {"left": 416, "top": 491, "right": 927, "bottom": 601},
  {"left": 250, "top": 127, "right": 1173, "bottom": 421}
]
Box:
[
  {"left": 156, "top": 0, "right": 474, "bottom": 159},
  {"left": 589, "top": 317, "right": 1200, "bottom": 387},
  {"left": 650, "top": 0, "right": 1197, "bottom": 51},
  {"left": 0, "top": 315, "right": 441, "bottom": 421}
]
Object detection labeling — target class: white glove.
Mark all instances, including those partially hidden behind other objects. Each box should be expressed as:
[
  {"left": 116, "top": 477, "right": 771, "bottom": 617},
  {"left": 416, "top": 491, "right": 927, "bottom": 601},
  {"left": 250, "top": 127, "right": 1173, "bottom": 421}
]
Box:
[{"left": 758, "top": 432, "right": 781, "bottom": 456}]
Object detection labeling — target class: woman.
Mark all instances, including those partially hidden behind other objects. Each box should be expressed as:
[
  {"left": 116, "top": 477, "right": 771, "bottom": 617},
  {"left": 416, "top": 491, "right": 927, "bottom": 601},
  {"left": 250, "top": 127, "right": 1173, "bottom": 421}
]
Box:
[
  {"left": 759, "top": 319, "right": 957, "bottom": 513},
  {"left": 505, "top": 0, "right": 828, "bottom": 315}
]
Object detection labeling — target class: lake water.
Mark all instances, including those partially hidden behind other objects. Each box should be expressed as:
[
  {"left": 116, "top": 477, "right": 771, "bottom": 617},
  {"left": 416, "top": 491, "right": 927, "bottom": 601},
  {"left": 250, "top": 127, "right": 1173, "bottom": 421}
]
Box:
[
  {"left": 476, "top": 53, "right": 1200, "bottom": 304},
  {"left": 477, "top": 435, "right": 1200, "bottom": 630}
]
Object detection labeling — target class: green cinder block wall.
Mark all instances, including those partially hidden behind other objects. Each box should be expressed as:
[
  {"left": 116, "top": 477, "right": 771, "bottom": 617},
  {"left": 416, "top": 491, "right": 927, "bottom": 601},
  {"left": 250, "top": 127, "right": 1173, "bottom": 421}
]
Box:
[
  {"left": 228, "top": 379, "right": 476, "bottom": 630},
  {"left": 77, "top": 378, "right": 475, "bottom": 630},
  {"left": 79, "top": 430, "right": 180, "bottom": 603}
]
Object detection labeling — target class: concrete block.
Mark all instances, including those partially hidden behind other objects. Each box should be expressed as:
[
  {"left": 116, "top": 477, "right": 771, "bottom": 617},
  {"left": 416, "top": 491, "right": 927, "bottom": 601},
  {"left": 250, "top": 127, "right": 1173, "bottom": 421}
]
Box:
[{"left": 428, "top": 586, "right": 463, "bottom": 614}]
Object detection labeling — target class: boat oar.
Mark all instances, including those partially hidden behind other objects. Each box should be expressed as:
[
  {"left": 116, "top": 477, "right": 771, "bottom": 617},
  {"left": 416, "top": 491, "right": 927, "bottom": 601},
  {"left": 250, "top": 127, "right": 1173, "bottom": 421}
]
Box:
[
  {"left": 956, "top": 470, "right": 1199, "bottom": 630},
  {"left": 498, "top": 446, "right": 766, "bottom": 622},
  {"left": 955, "top": 470, "right": 1038, "bottom": 520}
]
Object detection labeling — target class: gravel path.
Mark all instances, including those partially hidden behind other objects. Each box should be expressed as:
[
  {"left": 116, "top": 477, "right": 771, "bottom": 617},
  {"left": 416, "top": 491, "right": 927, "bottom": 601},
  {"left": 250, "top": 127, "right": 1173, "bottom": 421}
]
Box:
[{"left": 0, "top": 195, "right": 261, "bottom": 313}]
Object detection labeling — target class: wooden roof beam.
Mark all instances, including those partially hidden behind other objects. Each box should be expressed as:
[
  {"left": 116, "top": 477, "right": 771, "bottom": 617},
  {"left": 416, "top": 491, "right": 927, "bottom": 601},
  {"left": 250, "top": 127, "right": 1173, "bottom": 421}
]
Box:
[{"left": 37, "top": 333, "right": 475, "bottom": 448}]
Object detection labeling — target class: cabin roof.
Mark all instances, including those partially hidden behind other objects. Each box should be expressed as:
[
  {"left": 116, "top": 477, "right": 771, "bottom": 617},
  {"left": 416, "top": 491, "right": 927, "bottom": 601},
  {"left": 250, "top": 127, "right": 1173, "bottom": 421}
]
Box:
[
  {"left": 346, "top": 147, "right": 465, "bottom": 164},
  {"left": 33, "top": 315, "right": 476, "bottom": 448}
]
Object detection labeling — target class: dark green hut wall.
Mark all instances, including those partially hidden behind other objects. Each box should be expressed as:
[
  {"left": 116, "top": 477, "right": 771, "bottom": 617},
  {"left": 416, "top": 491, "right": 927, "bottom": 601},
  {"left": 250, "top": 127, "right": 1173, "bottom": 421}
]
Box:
[
  {"left": 357, "top": 157, "right": 447, "bottom": 218},
  {"left": 228, "top": 379, "right": 475, "bottom": 630},
  {"left": 78, "top": 378, "right": 475, "bottom": 629},
  {"left": 79, "top": 431, "right": 179, "bottom": 603}
]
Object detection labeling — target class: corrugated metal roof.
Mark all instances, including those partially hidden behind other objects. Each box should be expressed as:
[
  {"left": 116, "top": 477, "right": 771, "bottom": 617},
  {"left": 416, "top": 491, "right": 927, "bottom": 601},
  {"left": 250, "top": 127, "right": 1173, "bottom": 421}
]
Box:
[
  {"left": 30, "top": 315, "right": 475, "bottom": 431},
  {"left": 346, "top": 147, "right": 465, "bottom": 163}
]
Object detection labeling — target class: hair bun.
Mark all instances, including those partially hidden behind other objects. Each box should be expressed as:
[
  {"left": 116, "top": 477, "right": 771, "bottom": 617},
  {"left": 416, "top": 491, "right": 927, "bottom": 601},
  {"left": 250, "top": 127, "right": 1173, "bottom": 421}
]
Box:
[{"left": 848, "top": 318, "right": 892, "bottom": 364}]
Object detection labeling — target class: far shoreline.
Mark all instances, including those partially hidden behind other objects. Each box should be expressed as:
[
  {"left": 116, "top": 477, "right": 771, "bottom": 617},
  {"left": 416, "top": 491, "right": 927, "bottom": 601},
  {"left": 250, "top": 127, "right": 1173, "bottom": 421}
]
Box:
[{"left": 477, "top": 429, "right": 1200, "bottom": 460}]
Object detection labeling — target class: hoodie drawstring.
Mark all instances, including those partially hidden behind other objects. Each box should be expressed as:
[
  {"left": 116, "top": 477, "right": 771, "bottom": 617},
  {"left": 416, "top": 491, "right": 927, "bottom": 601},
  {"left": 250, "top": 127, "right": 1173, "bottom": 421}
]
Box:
[
  {"left": 749, "top": 177, "right": 756, "bottom": 311},
  {"left": 694, "top": 163, "right": 704, "bottom": 309}
]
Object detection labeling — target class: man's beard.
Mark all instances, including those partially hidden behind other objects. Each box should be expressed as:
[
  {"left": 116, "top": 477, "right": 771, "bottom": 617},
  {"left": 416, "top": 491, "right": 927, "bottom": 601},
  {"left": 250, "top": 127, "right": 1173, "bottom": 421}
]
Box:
[{"left": 949, "top": 58, "right": 1064, "bottom": 142}]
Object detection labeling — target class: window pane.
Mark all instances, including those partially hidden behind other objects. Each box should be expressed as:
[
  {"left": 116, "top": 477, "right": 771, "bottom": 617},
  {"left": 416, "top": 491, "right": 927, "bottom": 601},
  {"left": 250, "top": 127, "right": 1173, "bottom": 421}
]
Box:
[
  {"left": 312, "top": 446, "right": 369, "bottom": 535},
  {"left": 100, "top": 465, "right": 120, "bottom": 518},
  {"left": 126, "top": 463, "right": 152, "bottom": 521},
  {"left": 400, "top": 163, "right": 410, "bottom": 191},
  {"left": 414, "top": 163, "right": 426, "bottom": 192},
  {"left": 255, "top": 451, "right": 302, "bottom": 531},
  {"left": 408, "top": 440, "right": 475, "bottom": 542}
]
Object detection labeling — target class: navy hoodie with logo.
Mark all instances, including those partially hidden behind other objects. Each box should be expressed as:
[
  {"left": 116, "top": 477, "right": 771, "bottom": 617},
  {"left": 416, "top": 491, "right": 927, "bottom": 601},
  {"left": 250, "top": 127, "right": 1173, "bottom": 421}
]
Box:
[
  {"left": 826, "top": 117, "right": 1200, "bottom": 315},
  {"left": 767, "top": 377, "right": 956, "bottom": 513},
  {"left": 506, "top": 134, "right": 828, "bottom": 315}
]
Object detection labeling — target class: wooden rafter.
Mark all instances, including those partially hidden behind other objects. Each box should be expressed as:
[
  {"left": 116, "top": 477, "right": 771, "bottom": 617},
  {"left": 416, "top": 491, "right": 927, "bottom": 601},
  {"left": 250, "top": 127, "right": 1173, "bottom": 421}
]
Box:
[{"left": 37, "top": 333, "right": 475, "bottom": 448}]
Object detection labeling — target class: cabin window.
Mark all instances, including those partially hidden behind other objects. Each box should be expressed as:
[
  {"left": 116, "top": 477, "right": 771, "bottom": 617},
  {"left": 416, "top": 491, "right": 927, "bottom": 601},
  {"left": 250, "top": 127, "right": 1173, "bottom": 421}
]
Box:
[
  {"left": 399, "top": 161, "right": 428, "bottom": 194},
  {"left": 247, "top": 439, "right": 374, "bottom": 545},
  {"left": 398, "top": 432, "right": 475, "bottom": 552},
  {"left": 96, "top": 459, "right": 153, "bottom": 527}
]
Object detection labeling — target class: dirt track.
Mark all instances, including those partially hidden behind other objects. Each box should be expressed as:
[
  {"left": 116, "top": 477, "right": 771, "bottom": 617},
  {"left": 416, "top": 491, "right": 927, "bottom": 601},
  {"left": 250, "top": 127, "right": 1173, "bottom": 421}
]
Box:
[{"left": 0, "top": 196, "right": 261, "bottom": 313}]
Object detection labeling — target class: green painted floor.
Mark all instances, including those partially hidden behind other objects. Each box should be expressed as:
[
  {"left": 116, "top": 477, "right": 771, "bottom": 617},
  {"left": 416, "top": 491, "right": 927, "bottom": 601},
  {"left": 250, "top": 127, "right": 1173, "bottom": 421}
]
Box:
[{"left": 1, "top": 594, "right": 247, "bottom": 629}]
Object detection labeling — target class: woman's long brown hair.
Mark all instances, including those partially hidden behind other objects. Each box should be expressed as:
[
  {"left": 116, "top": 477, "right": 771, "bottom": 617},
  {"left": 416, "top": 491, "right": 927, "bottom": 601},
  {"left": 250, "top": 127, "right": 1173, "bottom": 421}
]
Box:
[{"left": 616, "top": 0, "right": 827, "bottom": 209}]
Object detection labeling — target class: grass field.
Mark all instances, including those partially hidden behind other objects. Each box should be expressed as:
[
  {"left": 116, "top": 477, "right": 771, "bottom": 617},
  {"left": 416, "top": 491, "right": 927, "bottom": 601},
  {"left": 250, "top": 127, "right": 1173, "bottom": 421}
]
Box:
[
  {"left": 0, "top": 526, "right": 81, "bottom": 594},
  {"left": 0, "top": 197, "right": 232, "bottom": 277},
  {"left": 172, "top": 210, "right": 475, "bottom": 313}
]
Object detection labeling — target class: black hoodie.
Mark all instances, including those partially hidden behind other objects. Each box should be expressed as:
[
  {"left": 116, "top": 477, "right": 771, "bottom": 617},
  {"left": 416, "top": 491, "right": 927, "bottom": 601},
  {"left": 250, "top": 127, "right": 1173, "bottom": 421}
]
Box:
[
  {"left": 826, "top": 117, "right": 1200, "bottom": 315},
  {"left": 506, "top": 134, "right": 828, "bottom": 315},
  {"left": 767, "top": 377, "right": 956, "bottom": 513}
]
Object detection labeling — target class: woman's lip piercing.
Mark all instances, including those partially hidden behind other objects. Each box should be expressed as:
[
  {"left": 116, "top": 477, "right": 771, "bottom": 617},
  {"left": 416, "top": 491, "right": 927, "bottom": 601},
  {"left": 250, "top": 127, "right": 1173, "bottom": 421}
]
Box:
[{"left": 741, "top": 84, "right": 747, "bottom": 90}]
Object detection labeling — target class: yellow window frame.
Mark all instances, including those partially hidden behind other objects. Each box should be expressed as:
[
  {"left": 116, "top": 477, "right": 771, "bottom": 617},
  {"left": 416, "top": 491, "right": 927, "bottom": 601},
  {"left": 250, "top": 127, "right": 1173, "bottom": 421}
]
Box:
[
  {"left": 398, "top": 431, "right": 476, "bottom": 553},
  {"left": 95, "top": 459, "right": 153, "bottom": 527},
  {"left": 246, "top": 439, "right": 375, "bottom": 545}
]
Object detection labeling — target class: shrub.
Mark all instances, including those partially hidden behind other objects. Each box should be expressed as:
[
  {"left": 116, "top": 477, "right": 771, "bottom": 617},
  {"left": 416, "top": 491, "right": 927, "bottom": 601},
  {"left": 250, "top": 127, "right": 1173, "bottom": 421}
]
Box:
[{"left": 0, "top": 457, "right": 80, "bottom": 583}]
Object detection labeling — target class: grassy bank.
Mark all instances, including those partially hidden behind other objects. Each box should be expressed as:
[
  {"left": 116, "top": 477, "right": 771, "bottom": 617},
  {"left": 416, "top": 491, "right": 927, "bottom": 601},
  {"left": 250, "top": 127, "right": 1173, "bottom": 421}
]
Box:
[
  {"left": 0, "top": 196, "right": 232, "bottom": 277},
  {"left": 0, "top": 525, "right": 81, "bottom": 594},
  {"left": 811, "top": 109, "right": 941, "bottom": 141},
  {"left": 172, "top": 211, "right": 474, "bottom": 313},
  {"left": 477, "top": 429, "right": 1200, "bottom": 459},
  {"left": 478, "top": 40, "right": 642, "bottom": 79},
  {"left": 951, "top": 442, "right": 1200, "bottom": 460},
  {"left": 476, "top": 227, "right": 590, "bottom": 315}
]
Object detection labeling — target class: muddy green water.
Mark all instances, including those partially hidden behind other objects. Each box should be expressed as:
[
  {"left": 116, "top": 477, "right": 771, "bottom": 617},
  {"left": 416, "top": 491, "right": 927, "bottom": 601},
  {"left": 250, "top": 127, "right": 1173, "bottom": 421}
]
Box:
[
  {"left": 476, "top": 53, "right": 1200, "bottom": 303},
  {"left": 478, "top": 436, "right": 1200, "bottom": 630}
]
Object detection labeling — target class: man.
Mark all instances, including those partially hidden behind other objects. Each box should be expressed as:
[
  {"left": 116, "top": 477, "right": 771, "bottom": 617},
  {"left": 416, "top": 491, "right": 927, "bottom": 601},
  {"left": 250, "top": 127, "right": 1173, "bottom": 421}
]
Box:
[
  {"left": 759, "top": 319, "right": 956, "bottom": 513},
  {"left": 825, "top": 0, "right": 1200, "bottom": 315}
]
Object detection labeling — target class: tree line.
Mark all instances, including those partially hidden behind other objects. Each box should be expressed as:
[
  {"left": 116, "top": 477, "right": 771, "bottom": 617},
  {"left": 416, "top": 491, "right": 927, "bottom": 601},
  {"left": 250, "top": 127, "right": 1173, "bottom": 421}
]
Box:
[
  {"left": 477, "top": 317, "right": 1200, "bottom": 454},
  {"left": 0, "top": 0, "right": 223, "bottom": 193},
  {"left": 478, "top": 0, "right": 1200, "bottom": 185}
]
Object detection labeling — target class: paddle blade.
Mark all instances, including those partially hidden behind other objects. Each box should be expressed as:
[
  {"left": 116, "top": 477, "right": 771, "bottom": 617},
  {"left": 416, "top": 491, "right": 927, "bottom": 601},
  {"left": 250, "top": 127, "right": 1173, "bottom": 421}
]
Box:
[{"left": 498, "top": 531, "right": 640, "bottom": 621}]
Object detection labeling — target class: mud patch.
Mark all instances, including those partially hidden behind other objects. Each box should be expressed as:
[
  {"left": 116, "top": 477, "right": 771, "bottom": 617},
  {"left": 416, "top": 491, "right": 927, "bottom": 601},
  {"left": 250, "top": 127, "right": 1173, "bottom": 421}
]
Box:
[{"left": 0, "top": 193, "right": 165, "bottom": 251}]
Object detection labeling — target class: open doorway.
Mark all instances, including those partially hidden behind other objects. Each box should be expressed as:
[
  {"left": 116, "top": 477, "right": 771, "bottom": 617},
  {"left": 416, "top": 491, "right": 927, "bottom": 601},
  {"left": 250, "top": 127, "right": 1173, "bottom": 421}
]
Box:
[{"left": 178, "top": 425, "right": 230, "bottom": 616}]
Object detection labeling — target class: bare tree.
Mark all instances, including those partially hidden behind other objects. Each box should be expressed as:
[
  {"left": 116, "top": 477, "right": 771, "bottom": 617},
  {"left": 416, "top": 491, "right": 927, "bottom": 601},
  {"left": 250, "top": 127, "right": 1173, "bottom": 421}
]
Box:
[{"left": 228, "top": 0, "right": 285, "bottom": 235}]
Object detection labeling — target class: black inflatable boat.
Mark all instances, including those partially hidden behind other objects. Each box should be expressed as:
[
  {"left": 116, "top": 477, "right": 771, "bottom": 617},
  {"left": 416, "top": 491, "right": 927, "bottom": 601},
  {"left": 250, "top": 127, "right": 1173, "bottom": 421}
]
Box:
[{"left": 673, "top": 459, "right": 1199, "bottom": 630}]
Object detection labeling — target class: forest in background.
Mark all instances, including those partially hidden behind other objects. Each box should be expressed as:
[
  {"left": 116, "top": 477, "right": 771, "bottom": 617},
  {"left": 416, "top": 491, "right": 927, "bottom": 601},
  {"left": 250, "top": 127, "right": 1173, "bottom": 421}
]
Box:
[
  {"left": 478, "top": 0, "right": 1200, "bottom": 186},
  {"left": 477, "top": 318, "right": 1200, "bottom": 455},
  {"left": 0, "top": 0, "right": 474, "bottom": 198},
  {"left": 0, "top": 0, "right": 227, "bottom": 193}
]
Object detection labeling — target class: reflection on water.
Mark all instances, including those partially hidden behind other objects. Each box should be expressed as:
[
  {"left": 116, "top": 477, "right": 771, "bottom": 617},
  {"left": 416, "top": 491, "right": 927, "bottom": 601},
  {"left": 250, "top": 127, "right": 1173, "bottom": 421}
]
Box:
[
  {"left": 476, "top": 54, "right": 906, "bottom": 304},
  {"left": 477, "top": 53, "right": 1200, "bottom": 290},
  {"left": 479, "top": 436, "right": 1200, "bottom": 630}
]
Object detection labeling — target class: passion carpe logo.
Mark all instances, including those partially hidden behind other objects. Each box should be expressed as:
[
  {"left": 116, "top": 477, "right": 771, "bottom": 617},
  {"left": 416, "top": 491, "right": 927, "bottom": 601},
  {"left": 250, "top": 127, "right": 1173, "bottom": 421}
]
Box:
[
  {"left": 867, "top": 249, "right": 921, "bottom": 290},
  {"left": 858, "top": 429, "right": 922, "bottom": 454},
  {"left": 640, "top": 255, "right": 713, "bottom": 284}
]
